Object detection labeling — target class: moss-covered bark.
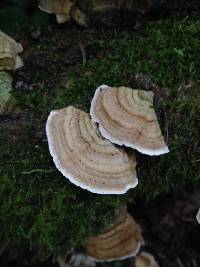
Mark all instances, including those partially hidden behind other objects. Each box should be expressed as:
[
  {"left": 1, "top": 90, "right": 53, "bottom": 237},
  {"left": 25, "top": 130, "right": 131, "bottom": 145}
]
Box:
[{"left": 0, "top": 19, "right": 199, "bottom": 258}]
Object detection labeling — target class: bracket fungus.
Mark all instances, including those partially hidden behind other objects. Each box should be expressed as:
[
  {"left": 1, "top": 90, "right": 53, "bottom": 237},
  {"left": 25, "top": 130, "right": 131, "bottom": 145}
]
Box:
[
  {"left": 90, "top": 85, "right": 169, "bottom": 156},
  {"left": 0, "top": 31, "right": 23, "bottom": 71},
  {"left": 86, "top": 210, "right": 143, "bottom": 262},
  {"left": 196, "top": 209, "right": 200, "bottom": 224},
  {"left": 46, "top": 106, "right": 138, "bottom": 194},
  {"left": 135, "top": 252, "right": 159, "bottom": 267},
  {"left": 38, "top": 0, "right": 86, "bottom": 26}
]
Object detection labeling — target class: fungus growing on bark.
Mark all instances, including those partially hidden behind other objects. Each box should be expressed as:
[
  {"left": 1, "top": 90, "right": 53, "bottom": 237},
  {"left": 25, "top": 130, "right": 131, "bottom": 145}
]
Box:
[
  {"left": 0, "top": 31, "right": 23, "bottom": 70},
  {"left": 135, "top": 252, "right": 159, "bottom": 267},
  {"left": 46, "top": 106, "right": 138, "bottom": 194},
  {"left": 90, "top": 85, "right": 169, "bottom": 156},
  {"left": 86, "top": 210, "right": 143, "bottom": 261},
  {"left": 38, "top": 0, "right": 86, "bottom": 26}
]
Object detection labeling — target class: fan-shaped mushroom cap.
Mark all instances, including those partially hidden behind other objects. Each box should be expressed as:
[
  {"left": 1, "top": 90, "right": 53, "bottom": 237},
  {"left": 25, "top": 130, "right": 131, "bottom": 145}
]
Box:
[
  {"left": 196, "top": 209, "right": 200, "bottom": 224},
  {"left": 38, "top": 0, "right": 75, "bottom": 23},
  {"left": 46, "top": 106, "right": 138, "bottom": 194},
  {"left": 135, "top": 252, "right": 159, "bottom": 267},
  {"left": 0, "top": 31, "right": 23, "bottom": 70},
  {"left": 86, "top": 211, "right": 143, "bottom": 261},
  {"left": 90, "top": 85, "right": 169, "bottom": 156}
]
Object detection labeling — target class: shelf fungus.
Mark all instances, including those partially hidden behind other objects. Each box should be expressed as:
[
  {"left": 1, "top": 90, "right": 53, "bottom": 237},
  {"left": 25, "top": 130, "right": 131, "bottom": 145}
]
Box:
[
  {"left": 46, "top": 106, "right": 138, "bottom": 194},
  {"left": 196, "top": 209, "right": 200, "bottom": 224},
  {"left": 86, "top": 211, "right": 143, "bottom": 261},
  {"left": 38, "top": 0, "right": 86, "bottom": 26},
  {"left": 90, "top": 85, "right": 169, "bottom": 156},
  {"left": 135, "top": 252, "right": 159, "bottom": 267},
  {"left": 0, "top": 31, "right": 23, "bottom": 71}
]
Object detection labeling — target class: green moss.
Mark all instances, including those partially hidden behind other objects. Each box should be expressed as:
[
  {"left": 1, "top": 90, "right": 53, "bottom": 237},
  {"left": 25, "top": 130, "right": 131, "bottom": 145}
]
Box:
[
  {"left": 0, "top": 6, "right": 29, "bottom": 35},
  {"left": 0, "top": 19, "right": 199, "bottom": 257},
  {"left": 0, "top": 136, "right": 124, "bottom": 258}
]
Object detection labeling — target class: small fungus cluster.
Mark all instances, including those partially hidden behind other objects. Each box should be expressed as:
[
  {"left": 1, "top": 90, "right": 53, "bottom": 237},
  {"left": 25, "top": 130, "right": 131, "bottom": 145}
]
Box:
[
  {"left": 46, "top": 85, "right": 169, "bottom": 262},
  {"left": 46, "top": 85, "right": 169, "bottom": 196}
]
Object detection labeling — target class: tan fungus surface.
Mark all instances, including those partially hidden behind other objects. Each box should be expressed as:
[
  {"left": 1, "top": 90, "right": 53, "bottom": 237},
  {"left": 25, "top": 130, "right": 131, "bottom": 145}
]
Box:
[
  {"left": 90, "top": 85, "right": 169, "bottom": 156},
  {"left": 86, "top": 211, "right": 143, "bottom": 261},
  {"left": 46, "top": 106, "right": 138, "bottom": 194}
]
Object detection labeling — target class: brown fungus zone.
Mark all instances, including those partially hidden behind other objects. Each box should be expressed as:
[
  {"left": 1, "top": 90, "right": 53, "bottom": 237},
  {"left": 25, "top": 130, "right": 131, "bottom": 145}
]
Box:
[
  {"left": 90, "top": 85, "right": 169, "bottom": 156},
  {"left": 86, "top": 211, "right": 143, "bottom": 261},
  {"left": 46, "top": 106, "right": 138, "bottom": 194}
]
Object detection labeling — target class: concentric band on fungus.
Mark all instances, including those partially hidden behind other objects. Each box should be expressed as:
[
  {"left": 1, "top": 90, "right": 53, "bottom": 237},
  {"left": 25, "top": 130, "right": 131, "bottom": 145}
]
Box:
[
  {"left": 90, "top": 85, "right": 169, "bottom": 156},
  {"left": 46, "top": 106, "right": 138, "bottom": 194},
  {"left": 86, "top": 211, "right": 143, "bottom": 262}
]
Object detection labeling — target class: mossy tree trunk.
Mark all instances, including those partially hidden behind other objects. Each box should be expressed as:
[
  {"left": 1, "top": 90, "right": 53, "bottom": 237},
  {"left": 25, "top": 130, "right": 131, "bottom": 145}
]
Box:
[{"left": 0, "top": 19, "right": 199, "bottom": 259}]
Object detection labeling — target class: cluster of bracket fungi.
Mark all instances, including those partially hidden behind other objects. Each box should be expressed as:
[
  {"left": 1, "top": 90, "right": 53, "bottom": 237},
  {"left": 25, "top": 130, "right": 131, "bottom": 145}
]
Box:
[
  {"left": 46, "top": 85, "right": 170, "bottom": 264},
  {"left": 46, "top": 85, "right": 169, "bottom": 195}
]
